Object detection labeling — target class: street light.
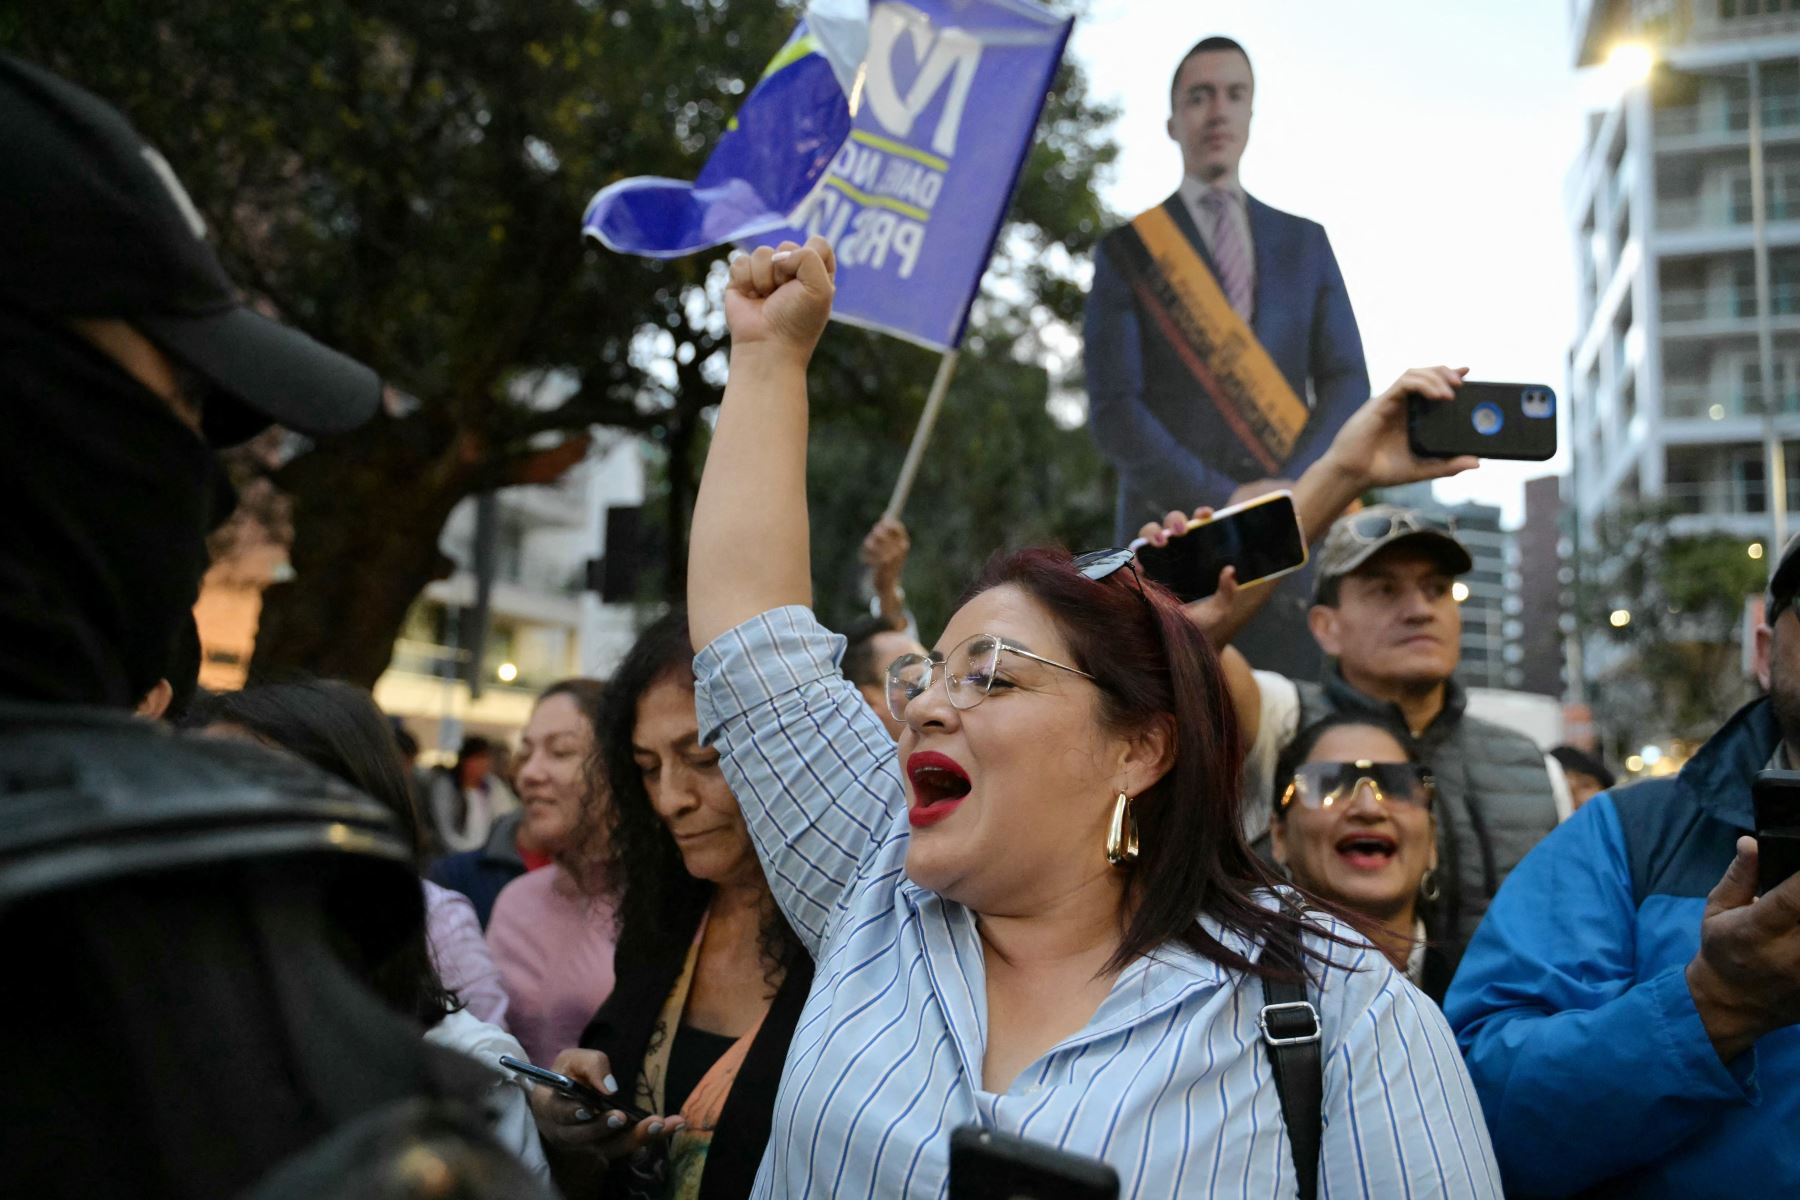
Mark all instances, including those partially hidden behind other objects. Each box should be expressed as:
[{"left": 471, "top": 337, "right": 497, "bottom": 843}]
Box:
[
  {"left": 1610, "top": 608, "right": 1633, "bottom": 628},
  {"left": 496, "top": 661, "right": 519, "bottom": 683},
  {"left": 1452, "top": 581, "right": 1471, "bottom": 603},
  {"left": 1751, "top": 542, "right": 1766, "bottom": 560},
  {"left": 1607, "top": 43, "right": 1655, "bottom": 89}
]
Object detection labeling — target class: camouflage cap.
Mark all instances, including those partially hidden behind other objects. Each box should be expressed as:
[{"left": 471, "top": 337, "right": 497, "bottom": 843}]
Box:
[{"left": 1313, "top": 504, "right": 1474, "bottom": 602}]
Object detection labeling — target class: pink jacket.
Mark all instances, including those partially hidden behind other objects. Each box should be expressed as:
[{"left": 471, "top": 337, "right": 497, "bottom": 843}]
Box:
[{"left": 485, "top": 865, "right": 618, "bottom": 1065}]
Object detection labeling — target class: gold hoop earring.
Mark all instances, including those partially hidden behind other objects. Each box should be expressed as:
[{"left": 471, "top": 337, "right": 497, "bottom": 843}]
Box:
[
  {"left": 1418, "top": 867, "right": 1441, "bottom": 903},
  {"left": 1106, "top": 791, "right": 1140, "bottom": 867}
]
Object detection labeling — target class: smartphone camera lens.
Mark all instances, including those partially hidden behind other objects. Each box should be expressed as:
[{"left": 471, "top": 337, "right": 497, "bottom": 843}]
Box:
[{"left": 1472, "top": 402, "right": 1505, "bottom": 436}]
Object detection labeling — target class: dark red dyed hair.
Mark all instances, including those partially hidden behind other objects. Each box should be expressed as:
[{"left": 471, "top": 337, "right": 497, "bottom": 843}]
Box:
[{"left": 964, "top": 546, "right": 1342, "bottom": 979}]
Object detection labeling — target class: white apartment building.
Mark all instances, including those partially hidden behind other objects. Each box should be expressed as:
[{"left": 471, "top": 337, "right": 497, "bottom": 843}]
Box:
[
  {"left": 1567, "top": 0, "right": 1800, "bottom": 550},
  {"left": 376, "top": 433, "right": 650, "bottom": 753}
]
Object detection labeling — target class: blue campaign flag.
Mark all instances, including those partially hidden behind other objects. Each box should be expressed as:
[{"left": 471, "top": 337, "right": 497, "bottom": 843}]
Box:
[
  {"left": 582, "top": 20, "right": 853, "bottom": 258},
  {"left": 586, "top": 0, "right": 1073, "bottom": 352},
  {"left": 753, "top": 0, "right": 1073, "bottom": 350}
]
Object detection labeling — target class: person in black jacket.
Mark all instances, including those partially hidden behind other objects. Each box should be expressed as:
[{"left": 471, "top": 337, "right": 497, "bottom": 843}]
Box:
[
  {"left": 526, "top": 611, "right": 811, "bottom": 1200},
  {"left": 0, "top": 54, "right": 534, "bottom": 1198}
]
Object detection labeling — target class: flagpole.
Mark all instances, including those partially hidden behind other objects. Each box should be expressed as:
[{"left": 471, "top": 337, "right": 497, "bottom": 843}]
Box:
[{"left": 883, "top": 349, "right": 961, "bottom": 521}]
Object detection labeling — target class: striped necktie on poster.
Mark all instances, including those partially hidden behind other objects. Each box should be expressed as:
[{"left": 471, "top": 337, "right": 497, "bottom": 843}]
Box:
[{"left": 1201, "top": 190, "right": 1253, "bottom": 319}]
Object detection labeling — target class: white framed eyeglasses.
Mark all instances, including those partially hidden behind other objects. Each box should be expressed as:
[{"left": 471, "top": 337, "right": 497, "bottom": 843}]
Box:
[{"left": 885, "top": 632, "right": 1092, "bottom": 723}]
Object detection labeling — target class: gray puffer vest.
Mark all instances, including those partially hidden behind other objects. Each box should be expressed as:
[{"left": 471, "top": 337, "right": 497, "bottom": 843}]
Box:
[{"left": 1296, "top": 669, "right": 1559, "bottom": 965}]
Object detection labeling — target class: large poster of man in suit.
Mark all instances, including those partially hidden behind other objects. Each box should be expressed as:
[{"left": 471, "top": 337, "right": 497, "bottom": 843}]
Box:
[{"left": 1084, "top": 36, "right": 1369, "bottom": 678}]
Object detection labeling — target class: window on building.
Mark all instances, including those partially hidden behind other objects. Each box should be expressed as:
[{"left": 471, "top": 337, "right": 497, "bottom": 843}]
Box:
[
  {"left": 1721, "top": 0, "right": 1800, "bottom": 22},
  {"left": 1726, "top": 161, "right": 1800, "bottom": 223},
  {"left": 1730, "top": 254, "right": 1800, "bottom": 316},
  {"left": 1738, "top": 355, "right": 1800, "bottom": 413}
]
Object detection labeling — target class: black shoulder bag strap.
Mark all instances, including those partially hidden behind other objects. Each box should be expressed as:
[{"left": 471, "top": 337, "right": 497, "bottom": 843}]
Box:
[{"left": 1259, "top": 903, "right": 1323, "bottom": 1200}]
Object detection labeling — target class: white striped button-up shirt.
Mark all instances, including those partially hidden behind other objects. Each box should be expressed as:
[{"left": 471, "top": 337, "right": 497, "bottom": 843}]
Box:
[{"left": 695, "top": 607, "right": 1502, "bottom": 1198}]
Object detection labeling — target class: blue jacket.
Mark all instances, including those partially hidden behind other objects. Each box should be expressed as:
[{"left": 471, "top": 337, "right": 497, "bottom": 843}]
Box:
[
  {"left": 1445, "top": 699, "right": 1798, "bottom": 1197},
  {"left": 425, "top": 809, "right": 527, "bottom": 929},
  {"left": 1083, "top": 191, "right": 1369, "bottom": 537}
]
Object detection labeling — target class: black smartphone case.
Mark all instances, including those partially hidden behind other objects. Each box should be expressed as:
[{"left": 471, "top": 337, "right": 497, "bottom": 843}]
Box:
[
  {"left": 1753, "top": 769, "right": 1800, "bottom": 895},
  {"left": 948, "top": 1127, "right": 1119, "bottom": 1199},
  {"left": 1408, "top": 382, "right": 1558, "bottom": 461}
]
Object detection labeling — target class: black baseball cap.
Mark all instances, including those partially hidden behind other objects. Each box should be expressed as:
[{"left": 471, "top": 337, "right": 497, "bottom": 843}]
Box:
[{"left": 0, "top": 54, "right": 380, "bottom": 446}]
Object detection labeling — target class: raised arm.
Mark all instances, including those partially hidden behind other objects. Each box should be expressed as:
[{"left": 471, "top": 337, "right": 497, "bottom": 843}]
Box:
[
  {"left": 687, "top": 239, "right": 906, "bottom": 953},
  {"left": 688, "top": 238, "right": 836, "bottom": 651},
  {"left": 1145, "top": 367, "right": 1480, "bottom": 649}
]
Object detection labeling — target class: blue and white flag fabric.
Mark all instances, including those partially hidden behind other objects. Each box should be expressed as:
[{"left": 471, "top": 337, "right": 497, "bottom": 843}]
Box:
[
  {"left": 580, "top": 10, "right": 855, "bottom": 258},
  {"left": 583, "top": 0, "right": 1073, "bottom": 351}
]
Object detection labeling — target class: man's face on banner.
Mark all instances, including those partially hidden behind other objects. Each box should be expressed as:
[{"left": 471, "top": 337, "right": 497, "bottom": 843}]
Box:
[{"left": 1167, "top": 50, "right": 1254, "bottom": 184}]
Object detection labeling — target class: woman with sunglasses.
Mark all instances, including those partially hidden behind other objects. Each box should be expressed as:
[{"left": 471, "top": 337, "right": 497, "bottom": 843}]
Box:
[
  {"left": 673, "top": 238, "right": 1500, "bottom": 1197},
  {"left": 1272, "top": 713, "right": 1452, "bottom": 1002}
]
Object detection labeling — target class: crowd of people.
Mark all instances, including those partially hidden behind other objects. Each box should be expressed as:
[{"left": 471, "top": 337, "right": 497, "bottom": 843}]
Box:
[{"left": 6, "top": 33, "right": 1800, "bottom": 1200}]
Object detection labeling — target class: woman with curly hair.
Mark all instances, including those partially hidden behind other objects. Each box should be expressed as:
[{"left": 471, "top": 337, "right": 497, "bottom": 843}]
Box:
[{"left": 528, "top": 610, "right": 811, "bottom": 1200}]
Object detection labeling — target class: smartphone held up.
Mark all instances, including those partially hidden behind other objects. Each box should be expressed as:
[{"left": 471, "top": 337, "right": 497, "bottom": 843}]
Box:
[
  {"left": 1753, "top": 770, "right": 1800, "bottom": 896},
  {"left": 1132, "top": 490, "right": 1308, "bottom": 604},
  {"left": 1407, "top": 381, "right": 1558, "bottom": 461}
]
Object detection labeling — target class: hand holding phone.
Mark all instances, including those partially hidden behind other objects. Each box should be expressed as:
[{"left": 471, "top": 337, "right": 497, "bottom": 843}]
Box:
[
  {"left": 1131, "top": 490, "right": 1307, "bottom": 603},
  {"left": 1753, "top": 770, "right": 1800, "bottom": 896},
  {"left": 500, "top": 1054, "right": 655, "bottom": 1125},
  {"left": 1407, "top": 380, "right": 1557, "bottom": 461}
]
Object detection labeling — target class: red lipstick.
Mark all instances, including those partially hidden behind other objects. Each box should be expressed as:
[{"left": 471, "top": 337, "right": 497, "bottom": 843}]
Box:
[{"left": 906, "top": 751, "right": 971, "bottom": 829}]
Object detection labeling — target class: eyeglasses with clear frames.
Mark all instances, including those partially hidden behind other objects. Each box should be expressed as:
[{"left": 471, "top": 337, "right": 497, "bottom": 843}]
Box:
[{"left": 885, "top": 632, "right": 1093, "bottom": 724}]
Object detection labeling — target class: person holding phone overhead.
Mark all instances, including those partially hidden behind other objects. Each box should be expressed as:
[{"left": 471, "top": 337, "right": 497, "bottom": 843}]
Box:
[
  {"left": 1085, "top": 35, "right": 1370, "bottom": 679},
  {"left": 1133, "top": 364, "right": 1566, "bottom": 968},
  {"left": 1443, "top": 535, "right": 1800, "bottom": 1197},
  {"left": 526, "top": 611, "right": 812, "bottom": 1200},
  {"left": 679, "top": 235, "right": 1500, "bottom": 1197}
]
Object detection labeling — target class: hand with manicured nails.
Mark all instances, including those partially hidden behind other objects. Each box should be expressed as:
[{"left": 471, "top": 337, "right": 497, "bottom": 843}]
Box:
[
  {"left": 1135, "top": 506, "right": 1242, "bottom": 641},
  {"left": 526, "top": 1047, "right": 684, "bottom": 1164},
  {"left": 1686, "top": 836, "right": 1800, "bottom": 1063},
  {"left": 724, "top": 237, "right": 837, "bottom": 358},
  {"left": 1322, "top": 366, "right": 1480, "bottom": 491}
]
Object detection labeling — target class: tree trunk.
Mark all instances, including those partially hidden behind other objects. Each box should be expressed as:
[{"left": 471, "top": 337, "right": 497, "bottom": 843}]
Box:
[{"left": 250, "top": 421, "right": 473, "bottom": 689}]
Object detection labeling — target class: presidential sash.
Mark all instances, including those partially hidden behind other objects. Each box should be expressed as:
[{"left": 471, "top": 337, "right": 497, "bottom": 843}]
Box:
[{"left": 1110, "top": 204, "right": 1308, "bottom": 475}]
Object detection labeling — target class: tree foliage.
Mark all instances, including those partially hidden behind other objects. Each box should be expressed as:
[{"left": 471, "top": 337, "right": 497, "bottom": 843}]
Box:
[
  {"left": 1580, "top": 502, "right": 1766, "bottom": 755},
  {"left": 5, "top": 0, "right": 1119, "bottom": 682}
]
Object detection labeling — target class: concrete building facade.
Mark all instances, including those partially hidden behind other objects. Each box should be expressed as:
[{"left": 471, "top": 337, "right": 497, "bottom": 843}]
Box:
[{"left": 1567, "top": 0, "right": 1800, "bottom": 546}]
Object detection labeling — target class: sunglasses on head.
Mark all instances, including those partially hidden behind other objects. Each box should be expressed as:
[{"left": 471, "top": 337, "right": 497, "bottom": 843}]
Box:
[
  {"left": 1281, "top": 761, "right": 1435, "bottom": 812},
  {"left": 1345, "top": 511, "right": 1457, "bottom": 544}
]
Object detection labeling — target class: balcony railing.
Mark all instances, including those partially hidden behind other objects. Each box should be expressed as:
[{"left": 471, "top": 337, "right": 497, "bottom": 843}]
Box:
[
  {"left": 1655, "top": 94, "right": 1800, "bottom": 141},
  {"left": 1661, "top": 284, "right": 1800, "bottom": 322},
  {"left": 1662, "top": 478, "right": 1800, "bottom": 517},
  {"left": 1663, "top": 382, "right": 1800, "bottom": 419}
]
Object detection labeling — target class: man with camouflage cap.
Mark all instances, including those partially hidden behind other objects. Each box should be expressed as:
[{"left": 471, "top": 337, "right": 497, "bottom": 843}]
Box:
[
  {"left": 1136, "top": 368, "right": 1563, "bottom": 967},
  {"left": 1288, "top": 503, "right": 1563, "bottom": 961}
]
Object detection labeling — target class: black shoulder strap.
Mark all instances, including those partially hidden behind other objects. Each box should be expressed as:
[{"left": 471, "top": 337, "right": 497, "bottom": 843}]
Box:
[{"left": 1259, "top": 905, "right": 1323, "bottom": 1200}]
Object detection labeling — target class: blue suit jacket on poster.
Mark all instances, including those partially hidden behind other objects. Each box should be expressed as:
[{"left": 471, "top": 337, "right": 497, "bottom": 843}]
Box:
[{"left": 1084, "top": 191, "right": 1369, "bottom": 541}]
